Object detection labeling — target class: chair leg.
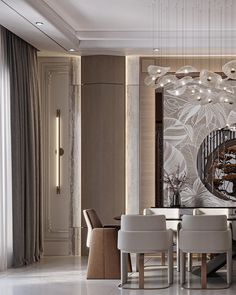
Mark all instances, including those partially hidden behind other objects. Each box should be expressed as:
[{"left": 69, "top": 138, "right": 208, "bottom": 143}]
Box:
[
  {"left": 187, "top": 253, "right": 192, "bottom": 272},
  {"left": 168, "top": 248, "right": 173, "bottom": 285},
  {"left": 177, "top": 222, "right": 181, "bottom": 272},
  {"left": 138, "top": 253, "right": 144, "bottom": 289},
  {"left": 201, "top": 253, "right": 207, "bottom": 289},
  {"left": 121, "top": 252, "right": 128, "bottom": 285},
  {"left": 177, "top": 247, "right": 180, "bottom": 272},
  {"left": 161, "top": 252, "right": 165, "bottom": 265},
  {"left": 135, "top": 253, "right": 139, "bottom": 272},
  {"left": 227, "top": 249, "right": 232, "bottom": 285},
  {"left": 127, "top": 254, "right": 132, "bottom": 272},
  {"left": 180, "top": 250, "right": 186, "bottom": 285}
]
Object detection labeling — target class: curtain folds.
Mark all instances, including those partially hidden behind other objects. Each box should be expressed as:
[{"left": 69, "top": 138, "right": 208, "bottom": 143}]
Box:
[
  {"left": 0, "top": 26, "right": 13, "bottom": 272},
  {"left": 6, "top": 30, "right": 43, "bottom": 266}
]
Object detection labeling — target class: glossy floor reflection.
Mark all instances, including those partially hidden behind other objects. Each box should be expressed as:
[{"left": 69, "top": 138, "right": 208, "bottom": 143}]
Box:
[{"left": 0, "top": 256, "right": 236, "bottom": 295}]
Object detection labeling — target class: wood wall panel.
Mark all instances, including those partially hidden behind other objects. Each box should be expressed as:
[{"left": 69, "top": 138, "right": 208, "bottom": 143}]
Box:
[
  {"left": 82, "top": 55, "right": 125, "bottom": 84},
  {"left": 81, "top": 84, "right": 125, "bottom": 221},
  {"left": 81, "top": 56, "right": 125, "bottom": 254}
]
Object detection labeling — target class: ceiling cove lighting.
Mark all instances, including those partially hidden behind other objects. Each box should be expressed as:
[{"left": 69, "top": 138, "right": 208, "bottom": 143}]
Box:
[
  {"left": 145, "top": 0, "right": 235, "bottom": 105},
  {"left": 56, "top": 109, "right": 64, "bottom": 194}
]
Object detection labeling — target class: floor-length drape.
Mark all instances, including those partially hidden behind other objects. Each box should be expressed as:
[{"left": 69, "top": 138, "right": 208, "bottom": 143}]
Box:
[
  {"left": 0, "top": 26, "right": 13, "bottom": 271},
  {"left": 6, "top": 30, "right": 43, "bottom": 266}
]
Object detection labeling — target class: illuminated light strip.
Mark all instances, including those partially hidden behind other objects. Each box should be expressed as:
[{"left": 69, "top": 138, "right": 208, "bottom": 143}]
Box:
[{"left": 56, "top": 109, "right": 63, "bottom": 194}]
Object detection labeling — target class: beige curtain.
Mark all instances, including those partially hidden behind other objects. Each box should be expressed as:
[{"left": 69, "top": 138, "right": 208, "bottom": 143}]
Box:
[{"left": 6, "top": 29, "right": 43, "bottom": 266}]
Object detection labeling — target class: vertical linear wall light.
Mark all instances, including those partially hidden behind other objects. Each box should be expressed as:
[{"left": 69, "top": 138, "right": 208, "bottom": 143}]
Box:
[{"left": 56, "top": 109, "right": 64, "bottom": 194}]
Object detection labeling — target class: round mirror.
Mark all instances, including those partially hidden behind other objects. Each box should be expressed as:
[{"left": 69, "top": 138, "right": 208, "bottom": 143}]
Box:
[{"left": 197, "top": 126, "right": 236, "bottom": 202}]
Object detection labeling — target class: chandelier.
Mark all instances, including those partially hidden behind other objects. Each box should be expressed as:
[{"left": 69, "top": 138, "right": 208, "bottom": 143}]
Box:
[
  {"left": 145, "top": 62, "right": 236, "bottom": 105},
  {"left": 145, "top": 0, "right": 236, "bottom": 105}
]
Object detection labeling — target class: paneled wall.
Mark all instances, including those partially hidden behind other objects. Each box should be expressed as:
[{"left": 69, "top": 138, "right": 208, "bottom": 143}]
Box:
[
  {"left": 39, "top": 55, "right": 125, "bottom": 256},
  {"left": 81, "top": 56, "right": 126, "bottom": 254},
  {"left": 39, "top": 57, "right": 71, "bottom": 255}
]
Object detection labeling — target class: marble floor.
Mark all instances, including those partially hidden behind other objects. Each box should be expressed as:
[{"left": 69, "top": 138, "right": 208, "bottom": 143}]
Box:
[{"left": 0, "top": 256, "right": 236, "bottom": 295}]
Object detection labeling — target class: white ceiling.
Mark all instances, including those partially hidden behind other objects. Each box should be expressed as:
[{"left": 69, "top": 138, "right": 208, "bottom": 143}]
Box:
[{"left": 1, "top": 0, "right": 236, "bottom": 56}]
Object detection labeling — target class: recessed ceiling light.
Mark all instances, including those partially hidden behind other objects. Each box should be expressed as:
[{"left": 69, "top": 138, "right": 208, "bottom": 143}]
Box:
[
  {"left": 35, "top": 22, "right": 44, "bottom": 26},
  {"left": 68, "top": 48, "right": 76, "bottom": 52},
  {"left": 153, "top": 48, "right": 160, "bottom": 52}
]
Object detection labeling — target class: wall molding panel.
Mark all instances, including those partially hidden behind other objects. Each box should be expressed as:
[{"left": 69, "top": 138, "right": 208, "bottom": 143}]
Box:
[{"left": 39, "top": 57, "right": 71, "bottom": 256}]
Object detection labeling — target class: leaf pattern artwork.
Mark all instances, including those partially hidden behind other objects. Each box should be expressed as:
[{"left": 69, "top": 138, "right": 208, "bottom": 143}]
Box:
[
  {"left": 164, "top": 95, "right": 188, "bottom": 116},
  {"left": 163, "top": 83, "right": 236, "bottom": 207},
  {"left": 178, "top": 100, "right": 228, "bottom": 127},
  {"left": 228, "top": 111, "right": 236, "bottom": 126},
  {"left": 164, "top": 118, "right": 193, "bottom": 147},
  {"left": 164, "top": 141, "right": 187, "bottom": 175}
]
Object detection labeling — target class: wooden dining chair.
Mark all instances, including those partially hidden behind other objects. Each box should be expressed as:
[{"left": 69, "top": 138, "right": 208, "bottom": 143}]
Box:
[{"left": 83, "top": 209, "right": 131, "bottom": 279}]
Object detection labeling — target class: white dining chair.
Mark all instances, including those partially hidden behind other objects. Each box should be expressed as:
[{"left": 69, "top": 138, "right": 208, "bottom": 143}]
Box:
[
  {"left": 191, "top": 208, "right": 231, "bottom": 271},
  {"left": 118, "top": 214, "right": 173, "bottom": 289},
  {"left": 179, "top": 215, "right": 232, "bottom": 289},
  {"left": 144, "top": 208, "right": 181, "bottom": 271}
]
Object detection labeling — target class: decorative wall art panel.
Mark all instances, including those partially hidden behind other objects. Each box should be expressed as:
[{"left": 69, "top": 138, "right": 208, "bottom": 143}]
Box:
[{"left": 163, "top": 81, "right": 236, "bottom": 207}]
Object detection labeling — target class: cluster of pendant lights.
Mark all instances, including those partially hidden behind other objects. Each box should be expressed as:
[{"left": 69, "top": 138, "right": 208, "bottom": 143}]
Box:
[
  {"left": 145, "top": 0, "right": 236, "bottom": 105},
  {"left": 145, "top": 61, "right": 236, "bottom": 105}
]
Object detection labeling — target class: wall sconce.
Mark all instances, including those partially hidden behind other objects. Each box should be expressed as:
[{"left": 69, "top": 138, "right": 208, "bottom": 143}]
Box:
[{"left": 56, "top": 109, "right": 64, "bottom": 194}]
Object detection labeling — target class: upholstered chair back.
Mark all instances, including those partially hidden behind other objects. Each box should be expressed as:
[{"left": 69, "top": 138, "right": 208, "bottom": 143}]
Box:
[
  {"left": 85, "top": 208, "right": 103, "bottom": 228},
  {"left": 182, "top": 215, "right": 228, "bottom": 231},
  {"left": 83, "top": 209, "right": 103, "bottom": 248},
  {"left": 144, "top": 208, "right": 180, "bottom": 218},
  {"left": 121, "top": 214, "right": 166, "bottom": 231},
  {"left": 143, "top": 208, "right": 180, "bottom": 231}
]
